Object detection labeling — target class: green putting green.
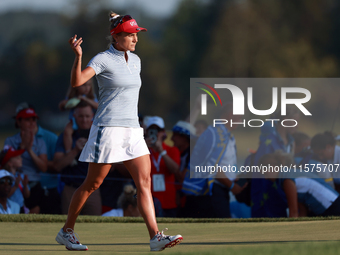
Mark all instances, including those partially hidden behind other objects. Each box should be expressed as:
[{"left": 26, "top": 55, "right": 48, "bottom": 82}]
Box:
[{"left": 0, "top": 216, "right": 339, "bottom": 254}]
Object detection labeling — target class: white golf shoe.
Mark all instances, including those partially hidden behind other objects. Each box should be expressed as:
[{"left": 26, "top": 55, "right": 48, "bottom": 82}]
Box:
[
  {"left": 150, "top": 228, "right": 183, "bottom": 251},
  {"left": 55, "top": 228, "right": 88, "bottom": 251}
]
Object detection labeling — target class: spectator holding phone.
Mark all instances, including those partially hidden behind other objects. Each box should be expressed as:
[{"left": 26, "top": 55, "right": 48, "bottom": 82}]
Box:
[{"left": 145, "top": 116, "right": 180, "bottom": 217}]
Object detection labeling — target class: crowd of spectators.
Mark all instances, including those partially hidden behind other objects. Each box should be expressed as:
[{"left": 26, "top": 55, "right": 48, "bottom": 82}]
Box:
[{"left": 1, "top": 81, "right": 340, "bottom": 218}]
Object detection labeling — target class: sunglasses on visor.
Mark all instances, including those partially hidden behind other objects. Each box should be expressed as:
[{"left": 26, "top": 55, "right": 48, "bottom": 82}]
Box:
[{"left": 113, "top": 15, "right": 133, "bottom": 28}]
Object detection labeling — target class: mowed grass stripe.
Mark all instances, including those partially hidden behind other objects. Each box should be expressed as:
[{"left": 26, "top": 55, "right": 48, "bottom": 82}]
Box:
[{"left": 0, "top": 220, "right": 339, "bottom": 254}]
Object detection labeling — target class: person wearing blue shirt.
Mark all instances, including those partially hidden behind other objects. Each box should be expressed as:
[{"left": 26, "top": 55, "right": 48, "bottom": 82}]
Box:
[
  {"left": 182, "top": 104, "right": 247, "bottom": 218},
  {"left": 294, "top": 150, "right": 334, "bottom": 188},
  {"left": 171, "top": 121, "right": 196, "bottom": 217},
  {"left": 11, "top": 102, "right": 60, "bottom": 214},
  {"left": 36, "top": 126, "right": 60, "bottom": 214},
  {"left": 53, "top": 102, "right": 101, "bottom": 216},
  {"left": 261, "top": 151, "right": 340, "bottom": 217},
  {"left": 4, "top": 106, "right": 48, "bottom": 214},
  {"left": 311, "top": 131, "right": 340, "bottom": 193},
  {"left": 292, "top": 131, "right": 334, "bottom": 188},
  {"left": 250, "top": 107, "right": 299, "bottom": 218}
]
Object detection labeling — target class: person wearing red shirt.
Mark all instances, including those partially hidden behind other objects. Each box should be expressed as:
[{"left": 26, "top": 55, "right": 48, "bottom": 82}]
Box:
[{"left": 145, "top": 116, "right": 180, "bottom": 217}]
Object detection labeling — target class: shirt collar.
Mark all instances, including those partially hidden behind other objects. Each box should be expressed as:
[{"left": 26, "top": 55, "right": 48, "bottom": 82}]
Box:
[{"left": 110, "top": 44, "right": 129, "bottom": 57}]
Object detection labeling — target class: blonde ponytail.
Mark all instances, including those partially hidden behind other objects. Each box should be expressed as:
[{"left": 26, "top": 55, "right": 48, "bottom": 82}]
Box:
[{"left": 107, "top": 11, "right": 121, "bottom": 46}]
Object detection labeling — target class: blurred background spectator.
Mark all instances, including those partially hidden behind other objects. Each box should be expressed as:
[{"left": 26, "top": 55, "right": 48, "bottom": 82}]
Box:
[
  {"left": 58, "top": 79, "right": 98, "bottom": 154},
  {"left": 171, "top": 121, "right": 196, "bottom": 216},
  {"left": 294, "top": 132, "right": 334, "bottom": 188},
  {"left": 0, "top": 146, "right": 30, "bottom": 213},
  {"left": 53, "top": 102, "right": 101, "bottom": 215},
  {"left": 250, "top": 107, "right": 299, "bottom": 218},
  {"left": 4, "top": 106, "right": 48, "bottom": 214},
  {"left": 102, "top": 184, "right": 141, "bottom": 217},
  {"left": 311, "top": 131, "right": 340, "bottom": 192},
  {"left": 261, "top": 151, "right": 340, "bottom": 217},
  {"left": 14, "top": 103, "right": 61, "bottom": 214},
  {"left": 0, "top": 170, "right": 20, "bottom": 214},
  {"left": 182, "top": 104, "right": 247, "bottom": 218},
  {"left": 145, "top": 116, "right": 180, "bottom": 217}
]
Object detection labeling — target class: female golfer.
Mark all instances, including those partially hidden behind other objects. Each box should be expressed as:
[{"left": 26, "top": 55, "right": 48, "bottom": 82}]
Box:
[{"left": 55, "top": 12, "right": 183, "bottom": 251}]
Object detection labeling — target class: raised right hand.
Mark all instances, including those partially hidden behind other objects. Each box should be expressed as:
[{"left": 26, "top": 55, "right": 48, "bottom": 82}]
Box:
[{"left": 68, "top": 34, "right": 83, "bottom": 57}]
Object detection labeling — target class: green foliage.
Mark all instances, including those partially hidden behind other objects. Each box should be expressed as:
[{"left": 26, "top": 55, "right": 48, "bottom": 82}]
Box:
[
  {"left": 200, "top": 0, "right": 340, "bottom": 77},
  {"left": 1, "top": 0, "right": 340, "bottom": 130}
]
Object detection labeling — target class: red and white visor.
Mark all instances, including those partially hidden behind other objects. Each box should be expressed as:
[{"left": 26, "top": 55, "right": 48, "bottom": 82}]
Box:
[{"left": 110, "top": 18, "right": 147, "bottom": 35}]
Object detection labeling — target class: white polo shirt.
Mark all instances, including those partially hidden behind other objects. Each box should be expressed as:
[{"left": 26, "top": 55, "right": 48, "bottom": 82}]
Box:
[{"left": 87, "top": 45, "right": 142, "bottom": 128}]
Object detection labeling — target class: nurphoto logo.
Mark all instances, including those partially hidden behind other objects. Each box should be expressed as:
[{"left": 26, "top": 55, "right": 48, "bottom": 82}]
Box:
[{"left": 197, "top": 82, "right": 312, "bottom": 128}]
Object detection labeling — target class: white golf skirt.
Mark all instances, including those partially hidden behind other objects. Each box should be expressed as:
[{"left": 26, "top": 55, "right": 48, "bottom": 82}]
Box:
[{"left": 79, "top": 124, "right": 149, "bottom": 163}]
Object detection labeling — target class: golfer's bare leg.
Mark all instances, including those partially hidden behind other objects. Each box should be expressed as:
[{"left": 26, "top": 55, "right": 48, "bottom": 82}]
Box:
[
  {"left": 124, "top": 155, "right": 158, "bottom": 238},
  {"left": 63, "top": 163, "right": 112, "bottom": 231}
]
